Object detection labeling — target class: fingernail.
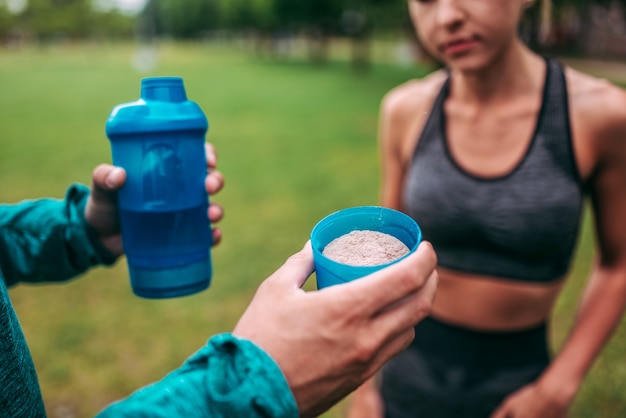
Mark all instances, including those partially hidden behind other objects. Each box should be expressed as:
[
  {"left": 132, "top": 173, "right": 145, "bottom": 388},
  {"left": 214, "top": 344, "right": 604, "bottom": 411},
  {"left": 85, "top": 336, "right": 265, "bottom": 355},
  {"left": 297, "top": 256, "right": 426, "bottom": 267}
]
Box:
[{"left": 106, "top": 168, "right": 123, "bottom": 188}]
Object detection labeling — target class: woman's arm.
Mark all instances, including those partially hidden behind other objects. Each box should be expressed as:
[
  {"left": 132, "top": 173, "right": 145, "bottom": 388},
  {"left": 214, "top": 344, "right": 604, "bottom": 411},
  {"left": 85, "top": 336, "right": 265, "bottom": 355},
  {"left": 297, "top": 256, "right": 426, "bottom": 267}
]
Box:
[
  {"left": 492, "top": 79, "right": 626, "bottom": 418},
  {"left": 539, "top": 84, "right": 626, "bottom": 405}
]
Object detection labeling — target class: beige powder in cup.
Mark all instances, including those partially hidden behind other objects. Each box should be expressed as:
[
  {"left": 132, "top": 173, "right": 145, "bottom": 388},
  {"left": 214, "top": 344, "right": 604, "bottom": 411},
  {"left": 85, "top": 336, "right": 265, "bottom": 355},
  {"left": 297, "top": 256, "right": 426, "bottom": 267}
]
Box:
[{"left": 322, "top": 230, "right": 410, "bottom": 266}]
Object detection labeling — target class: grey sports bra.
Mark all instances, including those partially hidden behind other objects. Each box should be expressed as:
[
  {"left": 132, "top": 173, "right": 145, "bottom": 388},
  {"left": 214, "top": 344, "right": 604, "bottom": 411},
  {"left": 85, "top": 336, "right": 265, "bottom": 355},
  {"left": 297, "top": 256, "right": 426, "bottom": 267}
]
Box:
[{"left": 403, "top": 58, "right": 585, "bottom": 283}]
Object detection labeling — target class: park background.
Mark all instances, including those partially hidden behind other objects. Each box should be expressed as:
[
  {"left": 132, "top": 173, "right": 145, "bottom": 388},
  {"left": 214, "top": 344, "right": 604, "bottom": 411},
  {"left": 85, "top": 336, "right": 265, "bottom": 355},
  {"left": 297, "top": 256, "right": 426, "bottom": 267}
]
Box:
[{"left": 2, "top": 0, "right": 626, "bottom": 416}]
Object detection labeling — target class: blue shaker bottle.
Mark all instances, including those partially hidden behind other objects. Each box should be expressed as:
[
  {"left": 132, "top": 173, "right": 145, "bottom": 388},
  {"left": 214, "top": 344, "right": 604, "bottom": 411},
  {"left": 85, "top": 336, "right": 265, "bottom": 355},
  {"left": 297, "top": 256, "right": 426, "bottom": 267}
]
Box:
[{"left": 105, "top": 77, "right": 212, "bottom": 299}]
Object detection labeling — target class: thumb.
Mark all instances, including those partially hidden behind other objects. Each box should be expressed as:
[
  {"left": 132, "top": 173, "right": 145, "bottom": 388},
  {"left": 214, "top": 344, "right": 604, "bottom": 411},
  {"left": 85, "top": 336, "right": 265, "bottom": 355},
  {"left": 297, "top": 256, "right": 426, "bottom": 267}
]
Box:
[
  {"left": 269, "top": 241, "right": 315, "bottom": 290},
  {"left": 91, "top": 164, "right": 126, "bottom": 203}
]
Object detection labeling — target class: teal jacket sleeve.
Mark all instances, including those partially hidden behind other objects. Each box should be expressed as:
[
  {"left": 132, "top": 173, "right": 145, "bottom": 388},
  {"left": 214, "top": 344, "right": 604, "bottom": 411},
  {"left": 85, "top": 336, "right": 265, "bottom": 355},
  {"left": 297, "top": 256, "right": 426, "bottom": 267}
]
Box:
[
  {"left": 96, "top": 333, "right": 299, "bottom": 418},
  {"left": 0, "top": 184, "right": 117, "bottom": 287}
]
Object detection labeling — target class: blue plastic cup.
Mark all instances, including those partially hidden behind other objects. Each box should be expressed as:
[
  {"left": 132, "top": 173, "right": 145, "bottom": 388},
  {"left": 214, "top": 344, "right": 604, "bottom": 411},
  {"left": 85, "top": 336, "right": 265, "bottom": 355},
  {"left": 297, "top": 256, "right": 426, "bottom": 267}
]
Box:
[{"left": 310, "top": 206, "right": 422, "bottom": 289}]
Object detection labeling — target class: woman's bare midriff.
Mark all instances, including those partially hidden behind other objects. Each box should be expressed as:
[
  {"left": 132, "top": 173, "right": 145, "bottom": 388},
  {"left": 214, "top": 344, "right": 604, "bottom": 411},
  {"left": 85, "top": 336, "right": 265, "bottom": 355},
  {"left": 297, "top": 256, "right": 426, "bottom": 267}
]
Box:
[{"left": 430, "top": 267, "right": 566, "bottom": 331}]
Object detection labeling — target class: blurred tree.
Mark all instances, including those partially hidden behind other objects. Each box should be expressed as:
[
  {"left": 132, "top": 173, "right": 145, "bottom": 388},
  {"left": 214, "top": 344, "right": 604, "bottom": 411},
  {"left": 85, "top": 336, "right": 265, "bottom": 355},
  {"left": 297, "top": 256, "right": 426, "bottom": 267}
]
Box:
[
  {"left": 522, "top": 0, "right": 626, "bottom": 55},
  {"left": 0, "top": 0, "right": 134, "bottom": 43},
  {"left": 340, "top": 0, "right": 409, "bottom": 73},
  {"left": 20, "top": 0, "right": 93, "bottom": 41},
  {"left": 91, "top": 10, "right": 134, "bottom": 40},
  {"left": 0, "top": 4, "right": 14, "bottom": 40},
  {"left": 227, "top": 0, "right": 257, "bottom": 30},
  {"left": 270, "top": 0, "right": 343, "bottom": 64},
  {"left": 1, "top": 0, "right": 625, "bottom": 61},
  {"left": 149, "top": 0, "right": 220, "bottom": 39}
]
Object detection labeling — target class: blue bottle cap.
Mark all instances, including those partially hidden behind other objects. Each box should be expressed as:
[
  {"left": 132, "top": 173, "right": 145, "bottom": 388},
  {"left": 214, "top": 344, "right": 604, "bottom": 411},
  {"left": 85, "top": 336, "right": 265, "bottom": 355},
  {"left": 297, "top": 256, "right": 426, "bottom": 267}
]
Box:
[
  {"left": 105, "top": 77, "right": 208, "bottom": 137},
  {"left": 141, "top": 77, "right": 187, "bottom": 102}
]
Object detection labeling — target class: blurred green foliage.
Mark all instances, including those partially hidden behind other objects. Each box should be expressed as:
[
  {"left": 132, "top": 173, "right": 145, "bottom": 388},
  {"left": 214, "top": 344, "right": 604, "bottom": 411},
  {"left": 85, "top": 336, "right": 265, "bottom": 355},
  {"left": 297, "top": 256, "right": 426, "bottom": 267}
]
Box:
[{"left": 0, "top": 0, "right": 135, "bottom": 40}]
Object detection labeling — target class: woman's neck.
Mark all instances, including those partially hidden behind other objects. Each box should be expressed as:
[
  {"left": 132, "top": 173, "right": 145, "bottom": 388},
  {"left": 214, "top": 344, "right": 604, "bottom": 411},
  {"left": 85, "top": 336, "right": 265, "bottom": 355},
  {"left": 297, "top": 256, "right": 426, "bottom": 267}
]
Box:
[{"left": 448, "top": 41, "right": 545, "bottom": 105}]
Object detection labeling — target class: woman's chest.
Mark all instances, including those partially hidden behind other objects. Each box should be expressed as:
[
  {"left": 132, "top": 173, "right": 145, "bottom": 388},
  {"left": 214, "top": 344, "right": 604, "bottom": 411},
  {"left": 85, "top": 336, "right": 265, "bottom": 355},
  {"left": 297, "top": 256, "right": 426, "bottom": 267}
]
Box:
[{"left": 403, "top": 143, "right": 584, "bottom": 259}]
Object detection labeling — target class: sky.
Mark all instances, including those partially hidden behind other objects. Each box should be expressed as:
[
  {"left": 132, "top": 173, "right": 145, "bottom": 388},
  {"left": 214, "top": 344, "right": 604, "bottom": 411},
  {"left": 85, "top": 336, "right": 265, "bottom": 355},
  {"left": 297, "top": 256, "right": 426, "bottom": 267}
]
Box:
[
  {"left": 113, "top": 0, "right": 148, "bottom": 14},
  {"left": 90, "top": 0, "right": 148, "bottom": 15}
]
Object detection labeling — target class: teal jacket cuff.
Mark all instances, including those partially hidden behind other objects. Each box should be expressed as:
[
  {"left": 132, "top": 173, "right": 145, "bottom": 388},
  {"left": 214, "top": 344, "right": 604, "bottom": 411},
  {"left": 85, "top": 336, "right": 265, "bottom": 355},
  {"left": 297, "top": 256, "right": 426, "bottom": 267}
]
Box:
[
  {"left": 96, "top": 333, "right": 299, "bottom": 418},
  {"left": 0, "top": 183, "right": 118, "bottom": 286}
]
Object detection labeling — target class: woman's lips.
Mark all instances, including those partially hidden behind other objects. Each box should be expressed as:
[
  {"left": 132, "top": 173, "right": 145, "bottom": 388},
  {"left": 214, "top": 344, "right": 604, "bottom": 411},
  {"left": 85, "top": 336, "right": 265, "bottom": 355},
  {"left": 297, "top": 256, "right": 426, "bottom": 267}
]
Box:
[{"left": 443, "top": 38, "right": 477, "bottom": 55}]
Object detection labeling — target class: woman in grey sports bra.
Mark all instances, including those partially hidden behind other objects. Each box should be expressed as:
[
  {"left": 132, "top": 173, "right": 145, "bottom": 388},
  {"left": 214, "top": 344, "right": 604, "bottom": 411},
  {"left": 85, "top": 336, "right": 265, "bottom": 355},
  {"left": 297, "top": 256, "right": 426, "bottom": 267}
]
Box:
[{"left": 347, "top": 1, "right": 626, "bottom": 417}]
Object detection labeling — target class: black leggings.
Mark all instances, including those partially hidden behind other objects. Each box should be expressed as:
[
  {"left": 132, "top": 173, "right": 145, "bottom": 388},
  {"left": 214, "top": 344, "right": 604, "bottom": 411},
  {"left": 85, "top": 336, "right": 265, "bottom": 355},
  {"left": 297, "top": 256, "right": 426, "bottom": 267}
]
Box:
[{"left": 381, "top": 316, "right": 551, "bottom": 418}]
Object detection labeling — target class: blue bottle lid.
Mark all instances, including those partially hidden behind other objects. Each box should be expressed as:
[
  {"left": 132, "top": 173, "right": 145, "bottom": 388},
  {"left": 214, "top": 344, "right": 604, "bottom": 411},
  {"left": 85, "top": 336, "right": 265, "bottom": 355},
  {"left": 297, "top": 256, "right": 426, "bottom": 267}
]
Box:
[{"left": 106, "top": 77, "right": 208, "bottom": 137}]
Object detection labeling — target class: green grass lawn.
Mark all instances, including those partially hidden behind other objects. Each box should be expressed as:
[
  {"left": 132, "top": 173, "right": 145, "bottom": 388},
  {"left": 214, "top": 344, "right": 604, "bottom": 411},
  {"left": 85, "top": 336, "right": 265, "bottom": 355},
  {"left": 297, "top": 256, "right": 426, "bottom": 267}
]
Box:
[{"left": 0, "top": 41, "right": 625, "bottom": 417}]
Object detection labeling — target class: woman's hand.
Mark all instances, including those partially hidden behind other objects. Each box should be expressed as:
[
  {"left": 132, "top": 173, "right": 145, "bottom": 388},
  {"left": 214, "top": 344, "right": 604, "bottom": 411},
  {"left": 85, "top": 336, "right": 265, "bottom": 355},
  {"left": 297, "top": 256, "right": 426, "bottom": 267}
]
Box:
[
  {"left": 345, "top": 378, "right": 384, "bottom": 418},
  {"left": 491, "top": 379, "right": 575, "bottom": 418}
]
